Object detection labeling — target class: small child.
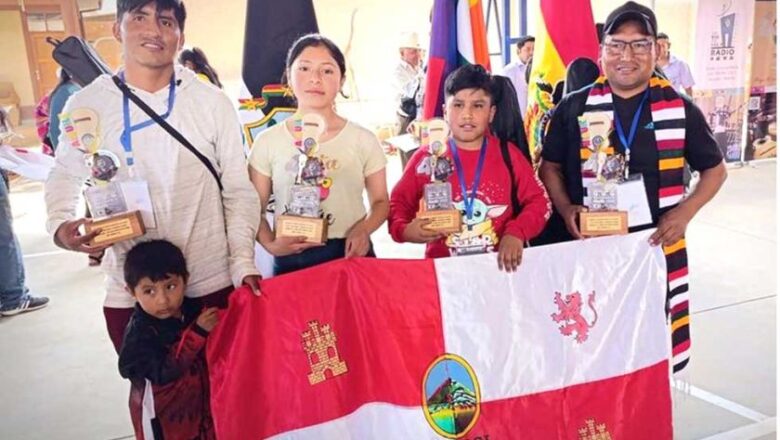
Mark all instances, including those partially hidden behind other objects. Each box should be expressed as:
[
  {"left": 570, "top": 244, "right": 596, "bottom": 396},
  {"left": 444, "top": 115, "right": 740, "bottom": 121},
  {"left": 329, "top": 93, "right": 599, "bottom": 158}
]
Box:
[
  {"left": 389, "top": 64, "right": 551, "bottom": 271},
  {"left": 118, "top": 240, "right": 219, "bottom": 440}
]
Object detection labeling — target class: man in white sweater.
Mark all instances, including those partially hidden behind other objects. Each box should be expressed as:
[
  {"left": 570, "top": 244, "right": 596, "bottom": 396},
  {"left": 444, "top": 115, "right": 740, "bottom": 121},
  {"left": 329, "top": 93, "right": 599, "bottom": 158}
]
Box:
[{"left": 45, "top": 0, "right": 261, "bottom": 351}]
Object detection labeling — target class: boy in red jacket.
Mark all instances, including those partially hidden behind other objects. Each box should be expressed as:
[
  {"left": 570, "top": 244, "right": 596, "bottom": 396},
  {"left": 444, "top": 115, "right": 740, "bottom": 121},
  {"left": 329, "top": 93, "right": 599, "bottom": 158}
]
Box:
[
  {"left": 389, "top": 65, "right": 551, "bottom": 271},
  {"left": 118, "top": 240, "right": 219, "bottom": 440}
]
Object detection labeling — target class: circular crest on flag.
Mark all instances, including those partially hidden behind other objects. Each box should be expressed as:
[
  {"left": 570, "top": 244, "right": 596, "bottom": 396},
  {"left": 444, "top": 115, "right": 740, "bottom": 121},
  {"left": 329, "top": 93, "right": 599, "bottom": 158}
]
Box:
[{"left": 422, "top": 353, "right": 481, "bottom": 439}]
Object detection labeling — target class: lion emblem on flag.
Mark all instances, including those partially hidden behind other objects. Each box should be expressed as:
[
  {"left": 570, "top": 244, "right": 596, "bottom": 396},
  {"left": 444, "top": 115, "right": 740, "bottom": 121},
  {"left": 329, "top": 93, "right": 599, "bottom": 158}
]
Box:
[{"left": 550, "top": 291, "right": 598, "bottom": 343}]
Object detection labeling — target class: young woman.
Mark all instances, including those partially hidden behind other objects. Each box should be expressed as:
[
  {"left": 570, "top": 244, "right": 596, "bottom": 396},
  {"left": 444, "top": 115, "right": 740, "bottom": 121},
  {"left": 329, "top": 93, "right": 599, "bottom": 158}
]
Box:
[{"left": 249, "top": 34, "right": 389, "bottom": 275}]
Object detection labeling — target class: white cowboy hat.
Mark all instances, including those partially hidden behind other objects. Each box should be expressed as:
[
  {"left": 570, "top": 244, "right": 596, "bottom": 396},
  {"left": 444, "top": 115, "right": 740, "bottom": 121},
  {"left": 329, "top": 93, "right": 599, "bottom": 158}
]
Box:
[{"left": 399, "top": 31, "right": 422, "bottom": 50}]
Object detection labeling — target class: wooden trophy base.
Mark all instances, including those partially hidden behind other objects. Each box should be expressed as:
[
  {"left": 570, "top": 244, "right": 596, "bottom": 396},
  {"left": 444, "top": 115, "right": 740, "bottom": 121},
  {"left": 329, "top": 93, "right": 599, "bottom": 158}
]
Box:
[
  {"left": 276, "top": 214, "right": 328, "bottom": 244},
  {"left": 86, "top": 210, "right": 146, "bottom": 246},
  {"left": 579, "top": 211, "right": 629, "bottom": 237},
  {"left": 417, "top": 209, "right": 462, "bottom": 234}
]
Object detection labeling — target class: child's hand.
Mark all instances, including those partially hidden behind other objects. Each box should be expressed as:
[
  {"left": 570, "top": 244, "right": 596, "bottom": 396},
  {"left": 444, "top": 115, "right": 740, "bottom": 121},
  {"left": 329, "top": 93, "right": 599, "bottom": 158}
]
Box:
[
  {"left": 497, "top": 235, "right": 524, "bottom": 273},
  {"left": 196, "top": 307, "right": 220, "bottom": 333},
  {"left": 402, "top": 218, "right": 448, "bottom": 243}
]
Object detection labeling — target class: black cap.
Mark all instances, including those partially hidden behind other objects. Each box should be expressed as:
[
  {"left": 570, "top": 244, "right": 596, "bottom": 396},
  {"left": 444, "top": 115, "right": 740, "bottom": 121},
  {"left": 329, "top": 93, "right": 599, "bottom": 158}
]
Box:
[{"left": 603, "top": 1, "right": 658, "bottom": 38}]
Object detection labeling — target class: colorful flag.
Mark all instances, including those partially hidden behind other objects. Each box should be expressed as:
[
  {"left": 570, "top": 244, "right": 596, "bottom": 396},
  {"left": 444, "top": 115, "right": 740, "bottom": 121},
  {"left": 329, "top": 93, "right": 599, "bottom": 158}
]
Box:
[
  {"left": 239, "top": 0, "right": 318, "bottom": 144},
  {"left": 525, "top": 0, "right": 599, "bottom": 164},
  {"left": 422, "top": 0, "right": 492, "bottom": 119},
  {"left": 208, "top": 232, "right": 673, "bottom": 439}
]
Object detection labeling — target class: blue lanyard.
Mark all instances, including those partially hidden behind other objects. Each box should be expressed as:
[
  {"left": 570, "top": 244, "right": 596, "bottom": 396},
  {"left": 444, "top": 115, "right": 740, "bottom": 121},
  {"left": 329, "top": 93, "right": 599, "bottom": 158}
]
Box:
[
  {"left": 449, "top": 137, "right": 488, "bottom": 222},
  {"left": 614, "top": 88, "right": 649, "bottom": 155},
  {"left": 119, "top": 73, "right": 176, "bottom": 167}
]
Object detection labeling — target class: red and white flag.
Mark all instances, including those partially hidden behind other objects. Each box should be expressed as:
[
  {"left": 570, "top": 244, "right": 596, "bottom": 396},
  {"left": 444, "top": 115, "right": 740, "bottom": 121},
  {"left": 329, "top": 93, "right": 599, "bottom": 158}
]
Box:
[{"left": 208, "top": 231, "right": 673, "bottom": 439}]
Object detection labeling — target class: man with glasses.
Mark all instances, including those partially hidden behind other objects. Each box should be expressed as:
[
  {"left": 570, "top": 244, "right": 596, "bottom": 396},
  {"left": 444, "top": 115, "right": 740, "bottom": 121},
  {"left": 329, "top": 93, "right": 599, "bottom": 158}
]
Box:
[{"left": 538, "top": 1, "right": 727, "bottom": 373}]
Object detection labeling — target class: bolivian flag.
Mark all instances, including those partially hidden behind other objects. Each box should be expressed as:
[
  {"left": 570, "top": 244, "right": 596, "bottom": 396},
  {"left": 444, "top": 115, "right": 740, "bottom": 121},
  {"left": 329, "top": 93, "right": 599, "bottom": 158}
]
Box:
[{"left": 525, "top": 0, "right": 599, "bottom": 164}]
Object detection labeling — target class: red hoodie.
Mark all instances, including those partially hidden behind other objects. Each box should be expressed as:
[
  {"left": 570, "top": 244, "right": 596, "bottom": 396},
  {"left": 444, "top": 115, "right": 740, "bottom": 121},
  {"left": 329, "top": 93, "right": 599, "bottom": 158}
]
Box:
[{"left": 389, "top": 134, "right": 551, "bottom": 258}]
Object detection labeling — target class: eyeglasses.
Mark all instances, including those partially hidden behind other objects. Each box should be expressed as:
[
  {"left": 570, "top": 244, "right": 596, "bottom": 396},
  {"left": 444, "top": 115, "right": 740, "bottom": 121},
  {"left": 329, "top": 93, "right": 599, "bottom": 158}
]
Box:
[{"left": 603, "top": 39, "right": 654, "bottom": 56}]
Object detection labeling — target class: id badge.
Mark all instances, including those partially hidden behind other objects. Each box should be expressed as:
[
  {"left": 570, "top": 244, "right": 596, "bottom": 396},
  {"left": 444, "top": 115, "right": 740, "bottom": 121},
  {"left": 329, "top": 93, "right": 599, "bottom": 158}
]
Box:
[
  {"left": 119, "top": 180, "right": 157, "bottom": 229},
  {"left": 84, "top": 182, "right": 128, "bottom": 218},
  {"left": 616, "top": 174, "right": 652, "bottom": 227}
]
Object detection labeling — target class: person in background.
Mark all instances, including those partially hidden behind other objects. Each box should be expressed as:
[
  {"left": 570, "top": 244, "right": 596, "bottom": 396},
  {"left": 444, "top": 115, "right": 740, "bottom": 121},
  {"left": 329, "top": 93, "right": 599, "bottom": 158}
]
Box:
[
  {"left": 498, "top": 35, "right": 534, "bottom": 117},
  {"left": 179, "top": 47, "right": 223, "bottom": 88},
  {"left": 393, "top": 31, "right": 425, "bottom": 135},
  {"left": 657, "top": 32, "right": 695, "bottom": 96},
  {"left": 0, "top": 107, "right": 50, "bottom": 316},
  {"left": 48, "top": 68, "right": 83, "bottom": 153}
]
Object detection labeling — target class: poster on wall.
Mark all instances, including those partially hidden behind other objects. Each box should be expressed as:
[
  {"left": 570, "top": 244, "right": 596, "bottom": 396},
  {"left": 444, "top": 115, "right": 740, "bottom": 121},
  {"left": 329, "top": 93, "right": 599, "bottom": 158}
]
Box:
[
  {"left": 744, "top": 92, "right": 777, "bottom": 161},
  {"left": 694, "top": 88, "right": 748, "bottom": 162},
  {"left": 749, "top": 0, "right": 776, "bottom": 90},
  {"left": 693, "top": 0, "right": 754, "bottom": 90}
]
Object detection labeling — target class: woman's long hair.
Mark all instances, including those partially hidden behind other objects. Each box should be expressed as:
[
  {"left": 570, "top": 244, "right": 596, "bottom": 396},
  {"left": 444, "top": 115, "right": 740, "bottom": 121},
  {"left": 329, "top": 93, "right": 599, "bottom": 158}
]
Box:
[
  {"left": 179, "top": 47, "right": 223, "bottom": 88},
  {"left": 490, "top": 75, "right": 531, "bottom": 163}
]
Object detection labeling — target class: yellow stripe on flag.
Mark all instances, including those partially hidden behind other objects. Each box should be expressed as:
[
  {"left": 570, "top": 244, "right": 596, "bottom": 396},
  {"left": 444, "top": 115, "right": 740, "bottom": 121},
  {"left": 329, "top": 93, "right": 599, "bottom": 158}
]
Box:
[
  {"left": 659, "top": 158, "right": 684, "bottom": 170},
  {"left": 663, "top": 239, "right": 686, "bottom": 255},
  {"left": 671, "top": 316, "right": 690, "bottom": 332},
  {"left": 525, "top": 17, "right": 567, "bottom": 162}
]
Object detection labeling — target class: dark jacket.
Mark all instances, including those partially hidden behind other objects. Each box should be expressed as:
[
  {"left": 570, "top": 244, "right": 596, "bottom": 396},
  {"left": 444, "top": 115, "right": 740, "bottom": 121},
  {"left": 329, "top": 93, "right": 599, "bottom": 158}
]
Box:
[{"left": 118, "top": 298, "right": 215, "bottom": 440}]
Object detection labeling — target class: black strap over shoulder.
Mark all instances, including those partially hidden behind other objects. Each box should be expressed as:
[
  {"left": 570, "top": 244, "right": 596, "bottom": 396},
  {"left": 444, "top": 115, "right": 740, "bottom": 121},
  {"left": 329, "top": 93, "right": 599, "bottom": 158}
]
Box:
[
  {"left": 499, "top": 139, "right": 522, "bottom": 217},
  {"left": 111, "top": 75, "right": 223, "bottom": 192}
]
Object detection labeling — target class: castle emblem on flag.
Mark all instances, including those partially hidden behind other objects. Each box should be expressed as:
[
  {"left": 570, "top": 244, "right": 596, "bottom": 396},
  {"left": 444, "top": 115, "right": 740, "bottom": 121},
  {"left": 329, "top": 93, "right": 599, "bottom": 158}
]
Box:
[
  {"left": 422, "top": 354, "right": 481, "bottom": 439},
  {"left": 551, "top": 291, "right": 599, "bottom": 343},
  {"left": 302, "top": 320, "right": 348, "bottom": 385},
  {"left": 578, "top": 418, "right": 612, "bottom": 440}
]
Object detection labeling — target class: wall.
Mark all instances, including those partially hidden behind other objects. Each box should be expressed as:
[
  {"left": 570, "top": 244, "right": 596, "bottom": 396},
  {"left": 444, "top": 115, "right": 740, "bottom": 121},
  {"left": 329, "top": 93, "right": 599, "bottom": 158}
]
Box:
[
  {"left": 175, "top": 0, "right": 247, "bottom": 99},
  {"left": 313, "top": 0, "right": 434, "bottom": 126},
  {"left": 0, "top": 10, "right": 35, "bottom": 107}
]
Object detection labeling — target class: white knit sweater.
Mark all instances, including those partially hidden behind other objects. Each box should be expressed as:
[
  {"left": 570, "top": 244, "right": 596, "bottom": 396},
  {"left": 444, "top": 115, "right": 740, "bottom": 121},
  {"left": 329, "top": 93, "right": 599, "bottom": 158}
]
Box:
[{"left": 45, "top": 66, "right": 260, "bottom": 308}]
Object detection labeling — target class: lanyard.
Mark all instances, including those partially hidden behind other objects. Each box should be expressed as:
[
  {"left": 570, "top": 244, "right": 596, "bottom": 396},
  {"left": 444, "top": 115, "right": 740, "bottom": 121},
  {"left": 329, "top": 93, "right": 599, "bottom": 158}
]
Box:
[
  {"left": 120, "top": 73, "right": 176, "bottom": 168},
  {"left": 449, "top": 137, "right": 488, "bottom": 223},
  {"left": 614, "top": 88, "right": 649, "bottom": 177}
]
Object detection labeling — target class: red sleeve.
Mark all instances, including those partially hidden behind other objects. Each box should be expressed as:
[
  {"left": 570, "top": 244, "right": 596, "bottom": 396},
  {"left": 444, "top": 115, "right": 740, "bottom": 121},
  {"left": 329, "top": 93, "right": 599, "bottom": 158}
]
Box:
[
  {"left": 388, "top": 148, "right": 429, "bottom": 243},
  {"left": 502, "top": 147, "right": 552, "bottom": 241}
]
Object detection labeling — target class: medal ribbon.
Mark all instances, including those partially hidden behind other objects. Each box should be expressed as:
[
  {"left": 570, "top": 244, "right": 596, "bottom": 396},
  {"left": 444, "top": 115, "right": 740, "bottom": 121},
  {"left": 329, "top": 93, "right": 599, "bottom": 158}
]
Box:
[
  {"left": 614, "top": 88, "right": 649, "bottom": 178},
  {"left": 120, "top": 72, "right": 177, "bottom": 168},
  {"left": 449, "top": 137, "right": 488, "bottom": 221}
]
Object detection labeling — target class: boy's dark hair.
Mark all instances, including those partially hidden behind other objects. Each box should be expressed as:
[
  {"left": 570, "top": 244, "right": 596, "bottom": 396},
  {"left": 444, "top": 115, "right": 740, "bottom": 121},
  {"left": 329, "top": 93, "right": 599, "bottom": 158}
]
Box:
[
  {"left": 516, "top": 36, "right": 535, "bottom": 50},
  {"left": 117, "top": 0, "right": 187, "bottom": 31},
  {"left": 657, "top": 32, "right": 669, "bottom": 40},
  {"left": 444, "top": 64, "right": 494, "bottom": 101},
  {"left": 124, "top": 240, "right": 189, "bottom": 290}
]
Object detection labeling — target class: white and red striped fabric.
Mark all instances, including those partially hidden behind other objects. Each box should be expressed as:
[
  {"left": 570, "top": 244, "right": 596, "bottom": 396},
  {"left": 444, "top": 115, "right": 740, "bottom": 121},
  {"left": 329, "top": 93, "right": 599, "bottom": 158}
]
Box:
[{"left": 207, "top": 231, "right": 672, "bottom": 439}]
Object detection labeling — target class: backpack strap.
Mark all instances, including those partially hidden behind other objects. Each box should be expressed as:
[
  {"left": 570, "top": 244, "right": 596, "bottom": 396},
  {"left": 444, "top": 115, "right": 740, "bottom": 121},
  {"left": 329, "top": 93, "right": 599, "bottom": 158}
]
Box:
[{"left": 499, "top": 139, "right": 522, "bottom": 217}]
